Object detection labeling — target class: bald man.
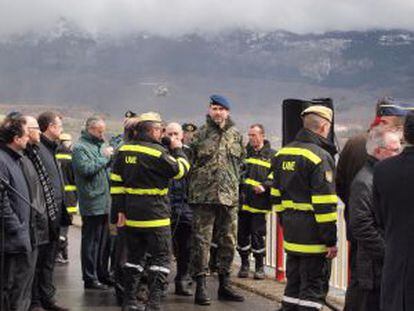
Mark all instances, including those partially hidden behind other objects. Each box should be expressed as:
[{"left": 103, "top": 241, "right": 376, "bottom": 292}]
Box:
[
  {"left": 165, "top": 122, "right": 194, "bottom": 296},
  {"left": 23, "top": 116, "right": 69, "bottom": 311}
]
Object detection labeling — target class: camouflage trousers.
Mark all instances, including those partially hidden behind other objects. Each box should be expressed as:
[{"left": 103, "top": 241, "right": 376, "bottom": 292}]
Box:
[{"left": 191, "top": 204, "right": 238, "bottom": 276}]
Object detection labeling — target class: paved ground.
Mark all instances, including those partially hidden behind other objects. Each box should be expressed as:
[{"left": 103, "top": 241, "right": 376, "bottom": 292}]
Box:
[{"left": 54, "top": 226, "right": 279, "bottom": 311}]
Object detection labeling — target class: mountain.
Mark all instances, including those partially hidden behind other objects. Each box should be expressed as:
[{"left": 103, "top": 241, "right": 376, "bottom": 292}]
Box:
[{"left": 1, "top": 22, "right": 413, "bottom": 134}]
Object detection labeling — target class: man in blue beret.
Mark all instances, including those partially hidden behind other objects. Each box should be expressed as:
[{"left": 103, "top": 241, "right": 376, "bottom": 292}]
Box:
[{"left": 189, "top": 95, "right": 245, "bottom": 305}]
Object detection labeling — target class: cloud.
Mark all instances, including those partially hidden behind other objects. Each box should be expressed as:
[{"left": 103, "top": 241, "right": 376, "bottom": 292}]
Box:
[{"left": 1, "top": 0, "right": 414, "bottom": 38}]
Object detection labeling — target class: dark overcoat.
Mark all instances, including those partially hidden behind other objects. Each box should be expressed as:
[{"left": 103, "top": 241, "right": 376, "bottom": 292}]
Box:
[{"left": 373, "top": 146, "right": 414, "bottom": 311}]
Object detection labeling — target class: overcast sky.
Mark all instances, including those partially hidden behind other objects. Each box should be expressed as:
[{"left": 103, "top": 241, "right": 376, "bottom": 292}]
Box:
[{"left": 2, "top": 0, "right": 414, "bottom": 38}]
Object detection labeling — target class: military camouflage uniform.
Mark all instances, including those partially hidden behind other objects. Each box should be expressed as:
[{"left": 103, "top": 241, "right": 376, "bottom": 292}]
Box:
[{"left": 189, "top": 115, "right": 244, "bottom": 276}]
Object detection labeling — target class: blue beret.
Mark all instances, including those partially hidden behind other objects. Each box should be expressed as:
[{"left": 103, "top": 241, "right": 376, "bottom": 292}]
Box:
[
  {"left": 210, "top": 94, "right": 231, "bottom": 110},
  {"left": 377, "top": 97, "right": 414, "bottom": 117}
]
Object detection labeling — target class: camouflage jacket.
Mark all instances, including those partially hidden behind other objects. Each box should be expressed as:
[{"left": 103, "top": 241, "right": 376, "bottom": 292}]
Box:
[{"left": 188, "top": 115, "right": 244, "bottom": 206}]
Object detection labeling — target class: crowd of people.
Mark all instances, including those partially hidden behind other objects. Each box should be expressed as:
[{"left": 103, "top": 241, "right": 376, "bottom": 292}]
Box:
[{"left": 1, "top": 94, "right": 414, "bottom": 311}]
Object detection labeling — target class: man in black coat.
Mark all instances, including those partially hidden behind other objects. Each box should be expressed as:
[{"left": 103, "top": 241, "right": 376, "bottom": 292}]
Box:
[
  {"left": 0, "top": 115, "right": 33, "bottom": 311},
  {"left": 165, "top": 122, "right": 194, "bottom": 296},
  {"left": 373, "top": 112, "right": 414, "bottom": 311},
  {"left": 347, "top": 127, "right": 401, "bottom": 311},
  {"left": 32, "top": 111, "right": 69, "bottom": 311}
]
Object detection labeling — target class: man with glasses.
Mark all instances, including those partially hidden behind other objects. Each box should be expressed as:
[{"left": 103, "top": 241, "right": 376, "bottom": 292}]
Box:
[{"left": 347, "top": 127, "right": 401, "bottom": 311}]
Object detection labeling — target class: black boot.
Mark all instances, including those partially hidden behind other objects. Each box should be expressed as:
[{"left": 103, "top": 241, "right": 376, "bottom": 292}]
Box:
[
  {"left": 218, "top": 274, "right": 245, "bottom": 302},
  {"left": 237, "top": 255, "right": 250, "bottom": 278},
  {"left": 145, "top": 272, "right": 168, "bottom": 311},
  {"left": 122, "top": 266, "right": 145, "bottom": 311},
  {"left": 254, "top": 256, "right": 265, "bottom": 280},
  {"left": 194, "top": 275, "right": 211, "bottom": 305}
]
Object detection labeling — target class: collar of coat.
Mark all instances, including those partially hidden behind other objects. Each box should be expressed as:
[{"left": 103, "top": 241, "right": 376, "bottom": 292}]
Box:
[
  {"left": 403, "top": 145, "right": 414, "bottom": 154},
  {"left": 246, "top": 140, "right": 272, "bottom": 156},
  {"left": 80, "top": 130, "right": 104, "bottom": 146},
  {"left": 295, "top": 128, "right": 338, "bottom": 157},
  {"left": 0, "top": 142, "right": 24, "bottom": 160},
  {"left": 206, "top": 115, "right": 235, "bottom": 132},
  {"left": 40, "top": 134, "right": 58, "bottom": 152}
]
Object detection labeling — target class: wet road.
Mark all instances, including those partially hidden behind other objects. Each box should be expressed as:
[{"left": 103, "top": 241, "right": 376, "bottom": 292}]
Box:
[{"left": 54, "top": 226, "right": 279, "bottom": 311}]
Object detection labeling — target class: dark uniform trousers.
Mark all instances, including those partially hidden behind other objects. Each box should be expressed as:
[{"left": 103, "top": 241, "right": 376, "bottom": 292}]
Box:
[
  {"left": 125, "top": 227, "right": 172, "bottom": 280},
  {"left": 81, "top": 214, "right": 110, "bottom": 284},
  {"left": 191, "top": 204, "right": 237, "bottom": 276},
  {"left": 2, "top": 249, "right": 37, "bottom": 311},
  {"left": 237, "top": 210, "right": 266, "bottom": 259},
  {"left": 31, "top": 242, "right": 58, "bottom": 308},
  {"left": 172, "top": 222, "right": 192, "bottom": 281},
  {"left": 282, "top": 254, "right": 330, "bottom": 311}
]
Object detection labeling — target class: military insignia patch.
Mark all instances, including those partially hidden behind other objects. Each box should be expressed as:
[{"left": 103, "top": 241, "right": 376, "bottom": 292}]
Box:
[{"left": 325, "top": 170, "right": 333, "bottom": 183}]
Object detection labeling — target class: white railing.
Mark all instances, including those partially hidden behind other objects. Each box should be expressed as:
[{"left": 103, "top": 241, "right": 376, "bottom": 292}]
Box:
[{"left": 265, "top": 204, "right": 349, "bottom": 291}]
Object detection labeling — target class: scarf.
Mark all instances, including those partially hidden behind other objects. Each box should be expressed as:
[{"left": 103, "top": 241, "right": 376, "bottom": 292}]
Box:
[{"left": 25, "top": 145, "right": 58, "bottom": 225}]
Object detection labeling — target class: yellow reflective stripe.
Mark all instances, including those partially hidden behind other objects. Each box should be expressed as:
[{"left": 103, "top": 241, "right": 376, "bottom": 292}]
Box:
[
  {"left": 125, "top": 188, "right": 168, "bottom": 195},
  {"left": 55, "top": 154, "right": 72, "bottom": 160},
  {"left": 245, "top": 158, "right": 271, "bottom": 168},
  {"left": 268, "top": 172, "right": 274, "bottom": 180},
  {"left": 271, "top": 188, "right": 281, "bottom": 197},
  {"left": 242, "top": 204, "right": 270, "bottom": 214},
  {"left": 284, "top": 241, "right": 327, "bottom": 254},
  {"left": 110, "top": 187, "right": 169, "bottom": 195},
  {"left": 119, "top": 145, "right": 162, "bottom": 158},
  {"left": 110, "top": 187, "right": 125, "bottom": 194},
  {"left": 66, "top": 207, "right": 78, "bottom": 213},
  {"left": 312, "top": 194, "right": 338, "bottom": 204},
  {"left": 244, "top": 178, "right": 261, "bottom": 187},
  {"left": 125, "top": 218, "right": 171, "bottom": 228},
  {"left": 110, "top": 173, "right": 123, "bottom": 182},
  {"left": 174, "top": 161, "right": 186, "bottom": 180},
  {"left": 273, "top": 204, "right": 284, "bottom": 212},
  {"left": 315, "top": 212, "right": 338, "bottom": 223},
  {"left": 276, "top": 147, "right": 321, "bottom": 165},
  {"left": 177, "top": 157, "right": 190, "bottom": 171},
  {"left": 282, "top": 200, "right": 313, "bottom": 211},
  {"left": 64, "top": 185, "right": 77, "bottom": 192}
]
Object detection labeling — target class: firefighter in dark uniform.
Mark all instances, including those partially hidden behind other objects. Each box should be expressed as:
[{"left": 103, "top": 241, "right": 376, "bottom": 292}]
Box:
[
  {"left": 111, "top": 112, "right": 190, "bottom": 311},
  {"left": 55, "top": 133, "right": 78, "bottom": 264},
  {"left": 272, "top": 105, "right": 338, "bottom": 310},
  {"left": 237, "top": 124, "right": 275, "bottom": 279}
]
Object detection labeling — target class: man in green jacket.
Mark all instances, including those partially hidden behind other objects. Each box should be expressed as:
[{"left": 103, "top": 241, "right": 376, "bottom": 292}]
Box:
[
  {"left": 72, "top": 116, "right": 114, "bottom": 290},
  {"left": 189, "top": 95, "right": 245, "bottom": 305}
]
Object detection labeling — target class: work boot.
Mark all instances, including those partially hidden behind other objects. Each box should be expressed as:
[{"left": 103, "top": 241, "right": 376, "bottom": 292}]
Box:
[
  {"left": 254, "top": 258, "right": 265, "bottom": 280},
  {"left": 175, "top": 280, "right": 193, "bottom": 296},
  {"left": 146, "top": 272, "right": 168, "bottom": 311},
  {"left": 237, "top": 255, "right": 250, "bottom": 278},
  {"left": 218, "top": 274, "right": 245, "bottom": 302},
  {"left": 194, "top": 275, "right": 211, "bottom": 305},
  {"left": 122, "top": 266, "right": 145, "bottom": 311}
]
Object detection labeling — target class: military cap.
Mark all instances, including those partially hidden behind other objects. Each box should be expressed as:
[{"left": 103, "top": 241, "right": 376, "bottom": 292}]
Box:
[
  {"left": 210, "top": 94, "right": 231, "bottom": 110},
  {"left": 376, "top": 97, "right": 414, "bottom": 117},
  {"left": 182, "top": 123, "right": 197, "bottom": 132},
  {"left": 59, "top": 133, "right": 72, "bottom": 141},
  {"left": 138, "top": 111, "right": 162, "bottom": 123},
  {"left": 6, "top": 111, "right": 23, "bottom": 119},
  {"left": 301, "top": 105, "right": 333, "bottom": 123},
  {"left": 124, "top": 110, "right": 137, "bottom": 118}
]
